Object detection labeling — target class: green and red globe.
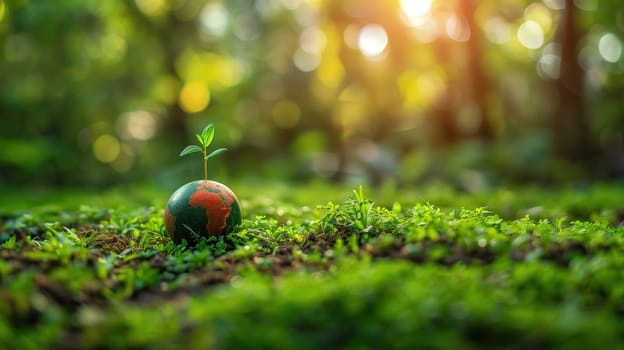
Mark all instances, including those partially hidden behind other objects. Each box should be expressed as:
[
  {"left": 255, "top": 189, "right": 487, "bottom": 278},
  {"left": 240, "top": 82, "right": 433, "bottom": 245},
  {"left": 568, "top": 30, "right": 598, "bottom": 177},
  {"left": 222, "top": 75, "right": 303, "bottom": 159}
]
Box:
[{"left": 164, "top": 180, "right": 241, "bottom": 245}]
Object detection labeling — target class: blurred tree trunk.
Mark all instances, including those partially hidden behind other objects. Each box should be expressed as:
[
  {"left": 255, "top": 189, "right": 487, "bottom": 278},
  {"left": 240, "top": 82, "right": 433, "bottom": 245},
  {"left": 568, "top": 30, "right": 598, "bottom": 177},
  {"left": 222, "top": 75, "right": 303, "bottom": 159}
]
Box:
[
  {"left": 162, "top": 22, "right": 190, "bottom": 147},
  {"left": 433, "top": 39, "right": 459, "bottom": 145},
  {"left": 460, "top": 0, "right": 495, "bottom": 141},
  {"left": 553, "top": 0, "right": 593, "bottom": 160},
  {"left": 433, "top": 0, "right": 496, "bottom": 145},
  {"left": 123, "top": 1, "right": 188, "bottom": 146}
]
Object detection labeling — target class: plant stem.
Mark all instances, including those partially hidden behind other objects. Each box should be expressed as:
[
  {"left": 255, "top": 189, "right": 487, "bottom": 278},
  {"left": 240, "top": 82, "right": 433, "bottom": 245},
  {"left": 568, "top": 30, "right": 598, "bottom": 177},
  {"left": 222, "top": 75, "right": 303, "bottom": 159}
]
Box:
[{"left": 203, "top": 150, "right": 208, "bottom": 180}]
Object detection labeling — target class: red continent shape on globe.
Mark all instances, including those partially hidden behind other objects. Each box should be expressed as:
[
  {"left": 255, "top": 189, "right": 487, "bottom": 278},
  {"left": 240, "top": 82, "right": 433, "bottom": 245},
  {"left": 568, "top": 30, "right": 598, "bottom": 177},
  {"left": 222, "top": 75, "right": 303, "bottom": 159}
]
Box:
[
  {"left": 164, "top": 206, "right": 175, "bottom": 237},
  {"left": 190, "top": 181, "right": 236, "bottom": 236}
]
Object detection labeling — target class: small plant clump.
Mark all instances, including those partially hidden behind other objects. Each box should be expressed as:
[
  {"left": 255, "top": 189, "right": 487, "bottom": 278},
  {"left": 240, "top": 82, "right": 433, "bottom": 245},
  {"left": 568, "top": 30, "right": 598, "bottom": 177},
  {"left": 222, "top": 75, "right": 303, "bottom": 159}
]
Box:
[{"left": 179, "top": 123, "right": 228, "bottom": 180}]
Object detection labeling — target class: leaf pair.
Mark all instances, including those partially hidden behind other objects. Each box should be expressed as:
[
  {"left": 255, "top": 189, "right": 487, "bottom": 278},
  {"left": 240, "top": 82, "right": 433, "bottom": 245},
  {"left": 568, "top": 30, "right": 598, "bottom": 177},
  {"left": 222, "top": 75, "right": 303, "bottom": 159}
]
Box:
[{"left": 180, "top": 145, "right": 227, "bottom": 160}]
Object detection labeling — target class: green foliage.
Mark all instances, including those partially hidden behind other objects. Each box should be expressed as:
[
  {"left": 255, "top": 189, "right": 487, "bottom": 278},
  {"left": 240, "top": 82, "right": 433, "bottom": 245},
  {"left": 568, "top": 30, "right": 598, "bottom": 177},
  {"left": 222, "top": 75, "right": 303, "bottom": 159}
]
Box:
[
  {"left": 1, "top": 1, "right": 623, "bottom": 187},
  {"left": 1, "top": 183, "right": 624, "bottom": 348}
]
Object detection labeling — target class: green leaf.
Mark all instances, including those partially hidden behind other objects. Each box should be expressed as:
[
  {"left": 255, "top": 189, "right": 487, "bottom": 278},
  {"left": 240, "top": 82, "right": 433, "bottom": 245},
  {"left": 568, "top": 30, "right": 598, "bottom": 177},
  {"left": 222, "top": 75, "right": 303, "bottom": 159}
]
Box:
[
  {"left": 179, "top": 145, "right": 202, "bottom": 157},
  {"left": 202, "top": 124, "right": 215, "bottom": 147},
  {"left": 205, "top": 148, "right": 227, "bottom": 159},
  {"left": 201, "top": 123, "right": 214, "bottom": 138},
  {"left": 196, "top": 134, "right": 205, "bottom": 147}
]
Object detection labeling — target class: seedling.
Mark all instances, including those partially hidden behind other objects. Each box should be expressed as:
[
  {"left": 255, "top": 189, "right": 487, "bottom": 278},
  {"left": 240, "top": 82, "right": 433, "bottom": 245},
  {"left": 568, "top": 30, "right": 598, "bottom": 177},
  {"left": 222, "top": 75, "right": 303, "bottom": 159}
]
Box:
[
  {"left": 165, "top": 122, "right": 241, "bottom": 245},
  {"left": 179, "top": 123, "right": 228, "bottom": 180}
]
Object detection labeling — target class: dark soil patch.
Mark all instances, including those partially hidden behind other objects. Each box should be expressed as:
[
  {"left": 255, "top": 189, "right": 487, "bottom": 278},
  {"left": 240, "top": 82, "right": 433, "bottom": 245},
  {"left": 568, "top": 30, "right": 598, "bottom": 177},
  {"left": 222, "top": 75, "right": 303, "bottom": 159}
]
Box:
[{"left": 87, "top": 232, "right": 131, "bottom": 254}]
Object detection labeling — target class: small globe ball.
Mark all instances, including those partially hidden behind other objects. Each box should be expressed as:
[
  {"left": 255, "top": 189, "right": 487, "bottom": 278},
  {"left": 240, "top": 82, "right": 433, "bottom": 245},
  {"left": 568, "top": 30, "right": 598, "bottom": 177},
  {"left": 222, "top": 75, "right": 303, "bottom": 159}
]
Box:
[{"left": 164, "top": 180, "right": 242, "bottom": 245}]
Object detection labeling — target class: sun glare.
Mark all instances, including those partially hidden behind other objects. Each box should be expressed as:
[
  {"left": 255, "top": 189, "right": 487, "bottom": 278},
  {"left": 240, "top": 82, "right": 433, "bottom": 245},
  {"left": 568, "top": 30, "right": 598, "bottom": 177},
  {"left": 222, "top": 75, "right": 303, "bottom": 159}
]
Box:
[{"left": 401, "top": 0, "right": 432, "bottom": 19}]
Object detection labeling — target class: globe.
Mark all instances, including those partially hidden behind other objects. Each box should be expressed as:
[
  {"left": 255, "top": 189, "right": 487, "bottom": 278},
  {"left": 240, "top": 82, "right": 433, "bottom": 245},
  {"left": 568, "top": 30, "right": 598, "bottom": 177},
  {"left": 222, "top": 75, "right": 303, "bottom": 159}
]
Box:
[{"left": 164, "top": 180, "right": 242, "bottom": 245}]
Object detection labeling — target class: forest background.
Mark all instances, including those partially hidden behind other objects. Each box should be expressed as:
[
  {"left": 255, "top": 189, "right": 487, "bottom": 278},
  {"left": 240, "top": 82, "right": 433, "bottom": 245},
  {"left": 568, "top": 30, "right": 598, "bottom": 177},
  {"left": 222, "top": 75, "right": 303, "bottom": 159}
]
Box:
[{"left": 0, "top": 0, "right": 622, "bottom": 190}]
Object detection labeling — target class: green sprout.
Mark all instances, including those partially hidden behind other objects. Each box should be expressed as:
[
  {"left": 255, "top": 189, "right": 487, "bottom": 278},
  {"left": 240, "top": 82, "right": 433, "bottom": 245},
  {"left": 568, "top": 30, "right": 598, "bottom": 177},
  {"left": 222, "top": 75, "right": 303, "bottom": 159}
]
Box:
[{"left": 179, "top": 123, "right": 227, "bottom": 180}]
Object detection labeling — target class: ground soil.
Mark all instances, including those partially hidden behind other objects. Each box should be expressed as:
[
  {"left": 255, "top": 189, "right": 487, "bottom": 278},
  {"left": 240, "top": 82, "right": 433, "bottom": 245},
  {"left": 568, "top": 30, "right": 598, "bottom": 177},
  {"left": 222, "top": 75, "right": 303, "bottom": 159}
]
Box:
[{"left": 0, "top": 225, "right": 600, "bottom": 316}]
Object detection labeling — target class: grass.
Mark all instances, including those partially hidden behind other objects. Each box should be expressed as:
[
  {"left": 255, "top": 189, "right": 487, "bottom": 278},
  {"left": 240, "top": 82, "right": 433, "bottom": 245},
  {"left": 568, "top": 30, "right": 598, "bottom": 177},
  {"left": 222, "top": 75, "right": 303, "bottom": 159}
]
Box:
[{"left": 1, "top": 181, "right": 624, "bottom": 349}]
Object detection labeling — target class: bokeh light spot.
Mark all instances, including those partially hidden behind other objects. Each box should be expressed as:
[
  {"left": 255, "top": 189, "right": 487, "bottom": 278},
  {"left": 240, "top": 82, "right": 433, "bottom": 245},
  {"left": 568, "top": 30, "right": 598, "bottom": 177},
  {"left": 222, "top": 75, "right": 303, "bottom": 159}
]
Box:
[
  {"left": 517, "top": 21, "right": 544, "bottom": 50},
  {"left": 293, "top": 49, "right": 320, "bottom": 72},
  {"left": 446, "top": 15, "right": 471, "bottom": 42},
  {"left": 524, "top": 3, "right": 553, "bottom": 34},
  {"left": 179, "top": 82, "right": 210, "bottom": 113},
  {"left": 343, "top": 24, "right": 360, "bottom": 49},
  {"left": 272, "top": 100, "right": 301, "bottom": 129},
  {"left": 573, "top": 0, "right": 597, "bottom": 11},
  {"left": 312, "top": 152, "right": 339, "bottom": 177},
  {"left": 537, "top": 54, "right": 561, "bottom": 80},
  {"left": 401, "top": 0, "right": 431, "bottom": 18},
  {"left": 233, "top": 13, "right": 260, "bottom": 41},
  {"left": 215, "top": 58, "right": 244, "bottom": 87},
  {"left": 399, "top": 68, "right": 447, "bottom": 110},
  {"left": 358, "top": 24, "right": 388, "bottom": 58},
  {"left": 100, "top": 34, "right": 127, "bottom": 63},
  {"left": 119, "top": 110, "right": 157, "bottom": 141},
  {"left": 281, "top": 0, "right": 302, "bottom": 10},
  {"left": 537, "top": 43, "right": 561, "bottom": 80},
  {"left": 135, "top": 0, "right": 168, "bottom": 17},
  {"left": 176, "top": 52, "right": 243, "bottom": 90},
  {"left": 200, "top": 3, "right": 229, "bottom": 37},
  {"left": 317, "top": 56, "right": 345, "bottom": 88},
  {"left": 484, "top": 17, "right": 510, "bottom": 44},
  {"left": 0, "top": 1, "right": 5, "bottom": 23},
  {"left": 93, "top": 135, "right": 121, "bottom": 163},
  {"left": 598, "top": 33, "right": 622, "bottom": 63},
  {"left": 300, "top": 26, "right": 327, "bottom": 55},
  {"left": 542, "top": 0, "right": 564, "bottom": 10}
]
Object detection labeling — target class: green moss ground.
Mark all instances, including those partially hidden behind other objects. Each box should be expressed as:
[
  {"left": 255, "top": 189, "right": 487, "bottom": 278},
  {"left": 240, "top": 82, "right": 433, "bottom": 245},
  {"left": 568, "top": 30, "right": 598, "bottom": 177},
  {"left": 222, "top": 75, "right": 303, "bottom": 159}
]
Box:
[{"left": 1, "top": 182, "right": 624, "bottom": 349}]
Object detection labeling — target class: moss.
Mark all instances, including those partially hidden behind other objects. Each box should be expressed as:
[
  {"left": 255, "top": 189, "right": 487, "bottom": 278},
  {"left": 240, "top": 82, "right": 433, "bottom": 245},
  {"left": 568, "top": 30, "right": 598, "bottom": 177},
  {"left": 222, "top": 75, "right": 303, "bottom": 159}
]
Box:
[{"left": 1, "top": 183, "right": 624, "bottom": 348}]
